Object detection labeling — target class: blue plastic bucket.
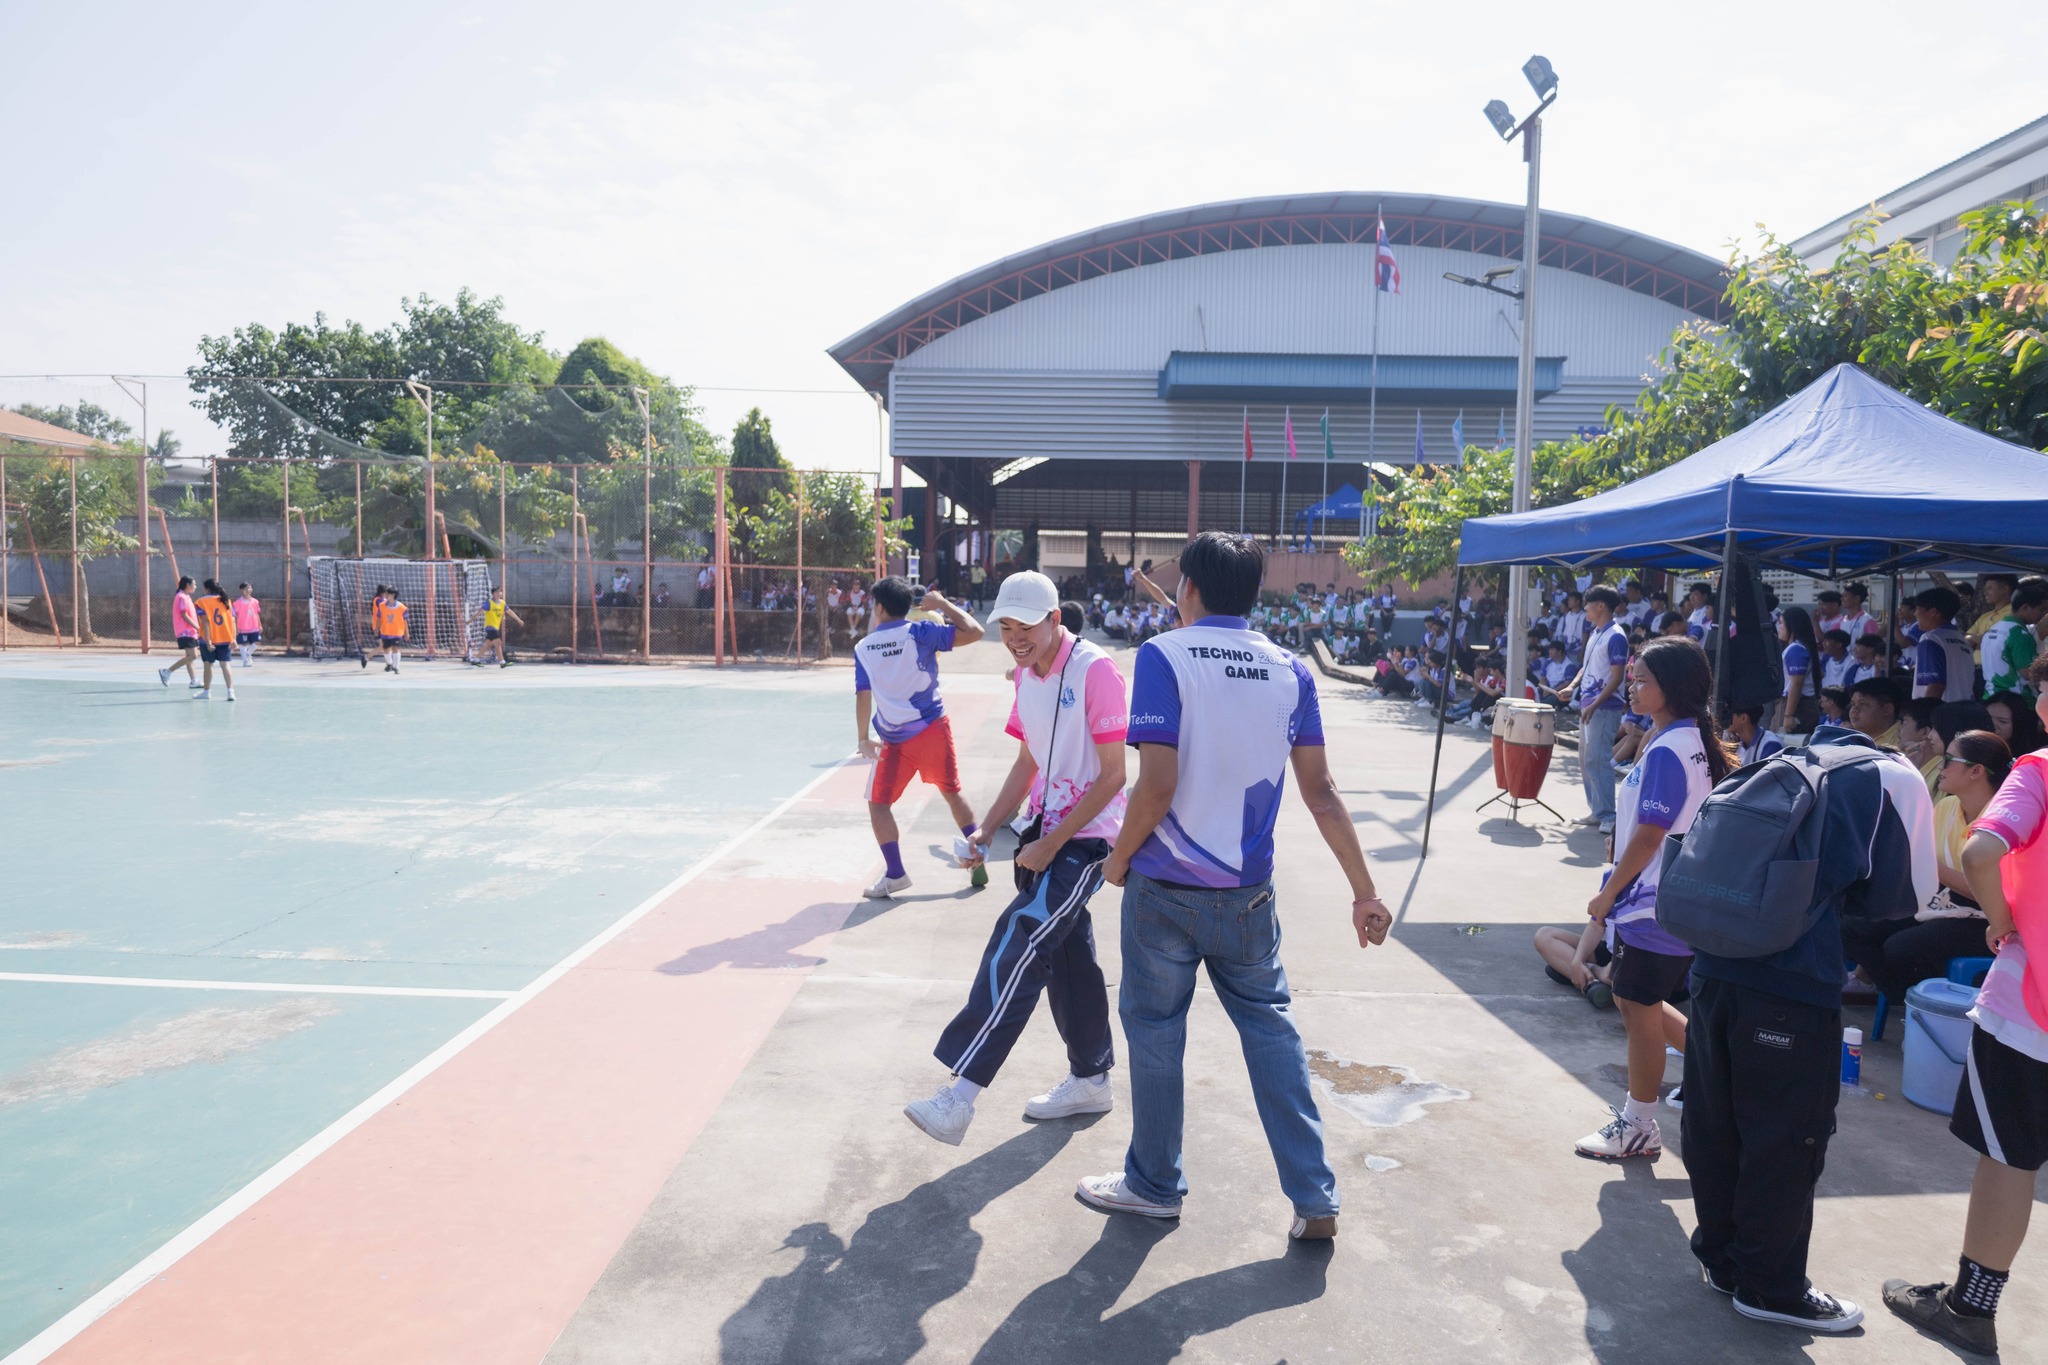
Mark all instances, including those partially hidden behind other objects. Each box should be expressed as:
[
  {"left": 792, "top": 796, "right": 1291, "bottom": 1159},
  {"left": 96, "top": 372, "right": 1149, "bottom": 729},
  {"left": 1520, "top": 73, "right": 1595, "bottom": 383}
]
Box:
[{"left": 1902, "top": 978, "right": 1978, "bottom": 1115}]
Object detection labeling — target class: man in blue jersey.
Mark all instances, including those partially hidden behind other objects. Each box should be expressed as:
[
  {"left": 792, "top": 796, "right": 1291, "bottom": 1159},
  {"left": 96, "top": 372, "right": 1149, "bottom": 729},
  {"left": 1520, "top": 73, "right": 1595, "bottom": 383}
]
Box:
[
  {"left": 1079, "top": 531, "right": 1392, "bottom": 1241},
  {"left": 854, "top": 577, "right": 985, "bottom": 898}
]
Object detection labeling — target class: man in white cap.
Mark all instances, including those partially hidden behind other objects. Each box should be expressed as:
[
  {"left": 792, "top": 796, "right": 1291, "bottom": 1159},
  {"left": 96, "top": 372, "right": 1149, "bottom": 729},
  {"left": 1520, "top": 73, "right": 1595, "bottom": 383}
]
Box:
[{"left": 904, "top": 570, "right": 1131, "bottom": 1145}]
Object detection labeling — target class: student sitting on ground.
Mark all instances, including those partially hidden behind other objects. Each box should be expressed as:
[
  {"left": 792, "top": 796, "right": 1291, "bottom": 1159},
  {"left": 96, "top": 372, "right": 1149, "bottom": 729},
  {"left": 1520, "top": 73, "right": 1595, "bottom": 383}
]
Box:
[{"left": 1727, "top": 704, "right": 1784, "bottom": 766}]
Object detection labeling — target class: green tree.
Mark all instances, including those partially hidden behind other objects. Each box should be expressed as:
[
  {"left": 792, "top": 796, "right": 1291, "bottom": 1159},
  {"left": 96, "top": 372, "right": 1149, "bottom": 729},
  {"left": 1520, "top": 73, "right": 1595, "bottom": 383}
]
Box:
[
  {"left": 1352, "top": 202, "right": 2048, "bottom": 583},
  {"left": 11, "top": 401, "right": 132, "bottom": 443}
]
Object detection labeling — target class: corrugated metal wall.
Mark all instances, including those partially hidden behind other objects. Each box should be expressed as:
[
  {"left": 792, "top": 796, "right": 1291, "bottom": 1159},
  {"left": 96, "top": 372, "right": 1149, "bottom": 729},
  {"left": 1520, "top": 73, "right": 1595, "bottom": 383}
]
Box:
[
  {"left": 895, "top": 241, "right": 1697, "bottom": 378},
  {"left": 893, "top": 371, "right": 1644, "bottom": 465}
]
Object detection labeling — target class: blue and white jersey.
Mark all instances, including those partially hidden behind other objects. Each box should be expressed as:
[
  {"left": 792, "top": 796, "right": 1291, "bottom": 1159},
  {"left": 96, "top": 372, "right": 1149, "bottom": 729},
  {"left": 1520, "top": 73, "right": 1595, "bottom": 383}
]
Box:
[
  {"left": 853, "top": 618, "right": 955, "bottom": 743},
  {"left": 1126, "top": 617, "right": 1323, "bottom": 889},
  {"left": 1607, "top": 720, "right": 1712, "bottom": 955},
  {"left": 1576, "top": 621, "right": 1629, "bottom": 712},
  {"left": 1912, "top": 625, "right": 1975, "bottom": 700},
  {"left": 1782, "top": 640, "right": 1816, "bottom": 697}
]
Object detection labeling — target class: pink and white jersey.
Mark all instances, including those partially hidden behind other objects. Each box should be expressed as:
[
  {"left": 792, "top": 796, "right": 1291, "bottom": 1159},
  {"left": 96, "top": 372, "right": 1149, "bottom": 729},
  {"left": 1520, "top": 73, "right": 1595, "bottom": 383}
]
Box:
[
  {"left": 172, "top": 591, "right": 198, "bottom": 637},
  {"left": 1974, "top": 756, "right": 2048, "bottom": 1059},
  {"left": 231, "top": 596, "right": 262, "bottom": 632},
  {"left": 1006, "top": 632, "right": 1128, "bottom": 842}
]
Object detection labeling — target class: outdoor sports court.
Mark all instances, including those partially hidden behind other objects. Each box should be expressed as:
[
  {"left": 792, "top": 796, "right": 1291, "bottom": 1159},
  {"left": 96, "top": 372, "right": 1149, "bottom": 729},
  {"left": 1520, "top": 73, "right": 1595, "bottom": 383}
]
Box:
[{"left": 4, "top": 645, "right": 2041, "bottom": 1363}]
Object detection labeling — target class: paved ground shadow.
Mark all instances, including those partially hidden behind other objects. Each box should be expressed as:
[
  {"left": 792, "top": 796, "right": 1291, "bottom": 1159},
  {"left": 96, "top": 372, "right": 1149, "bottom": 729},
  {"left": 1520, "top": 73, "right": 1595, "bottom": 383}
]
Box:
[
  {"left": 717, "top": 1122, "right": 1088, "bottom": 1364},
  {"left": 657, "top": 899, "right": 898, "bottom": 974},
  {"left": 970, "top": 1214, "right": 1332, "bottom": 1364},
  {"left": 1563, "top": 1161, "right": 1860, "bottom": 1361}
]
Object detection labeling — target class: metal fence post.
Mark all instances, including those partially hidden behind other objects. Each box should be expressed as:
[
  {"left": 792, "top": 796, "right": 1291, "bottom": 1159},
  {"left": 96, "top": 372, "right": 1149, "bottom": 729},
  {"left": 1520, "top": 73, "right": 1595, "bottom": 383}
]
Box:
[
  {"left": 69, "top": 458, "right": 80, "bottom": 645},
  {"left": 283, "top": 461, "right": 293, "bottom": 654},
  {"left": 498, "top": 462, "right": 507, "bottom": 610},
  {"left": 571, "top": 464, "right": 580, "bottom": 663},
  {"left": 1, "top": 454, "right": 8, "bottom": 650},
  {"left": 354, "top": 460, "right": 363, "bottom": 558},
  {"left": 714, "top": 467, "right": 727, "bottom": 666},
  {"left": 795, "top": 470, "right": 805, "bottom": 665},
  {"left": 137, "top": 451, "right": 150, "bottom": 652},
  {"left": 210, "top": 458, "right": 220, "bottom": 580}
]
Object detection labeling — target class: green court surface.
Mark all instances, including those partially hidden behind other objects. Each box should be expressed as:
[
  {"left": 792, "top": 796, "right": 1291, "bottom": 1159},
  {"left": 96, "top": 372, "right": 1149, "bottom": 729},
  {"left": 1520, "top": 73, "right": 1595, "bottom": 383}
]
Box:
[{"left": 0, "top": 660, "right": 850, "bottom": 1357}]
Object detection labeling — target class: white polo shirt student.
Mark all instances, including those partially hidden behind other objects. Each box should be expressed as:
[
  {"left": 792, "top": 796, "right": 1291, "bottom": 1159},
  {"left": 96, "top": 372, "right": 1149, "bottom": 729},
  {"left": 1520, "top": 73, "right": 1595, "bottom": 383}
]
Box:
[{"left": 1082, "top": 531, "right": 1392, "bottom": 1242}]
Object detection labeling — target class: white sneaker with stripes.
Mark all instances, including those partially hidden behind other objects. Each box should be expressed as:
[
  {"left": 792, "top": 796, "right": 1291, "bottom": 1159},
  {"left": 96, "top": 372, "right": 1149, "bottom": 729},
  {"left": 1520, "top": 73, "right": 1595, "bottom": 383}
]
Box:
[
  {"left": 1024, "top": 1072, "right": 1112, "bottom": 1120},
  {"left": 1574, "top": 1106, "right": 1661, "bottom": 1160}
]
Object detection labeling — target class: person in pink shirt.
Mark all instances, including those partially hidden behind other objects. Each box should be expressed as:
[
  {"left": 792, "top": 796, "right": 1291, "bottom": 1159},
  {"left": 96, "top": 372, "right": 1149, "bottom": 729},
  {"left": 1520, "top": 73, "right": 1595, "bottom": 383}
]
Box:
[
  {"left": 231, "top": 583, "right": 264, "bottom": 667},
  {"left": 1884, "top": 655, "right": 2048, "bottom": 1356},
  {"left": 157, "top": 576, "right": 202, "bottom": 689},
  {"left": 904, "top": 571, "right": 1129, "bottom": 1147}
]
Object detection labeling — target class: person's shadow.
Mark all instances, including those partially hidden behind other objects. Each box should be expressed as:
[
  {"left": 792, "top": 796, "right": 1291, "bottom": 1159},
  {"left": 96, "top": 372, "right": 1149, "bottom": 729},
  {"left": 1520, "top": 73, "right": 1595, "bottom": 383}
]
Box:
[
  {"left": 1562, "top": 1161, "right": 1855, "bottom": 1361},
  {"left": 971, "top": 1214, "right": 1332, "bottom": 1363},
  {"left": 657, "top": 899, "right": 894, "bottom": 974},
  {"left": 718, "top": 1121, "right": 1091, "bottom": 1364}
]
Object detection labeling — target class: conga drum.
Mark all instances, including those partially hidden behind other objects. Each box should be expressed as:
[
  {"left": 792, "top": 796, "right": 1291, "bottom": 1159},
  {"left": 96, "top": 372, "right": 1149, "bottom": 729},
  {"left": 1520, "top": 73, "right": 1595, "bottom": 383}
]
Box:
[{"left": 1491, "top": 699, "right": 1557, "bottom": 799}]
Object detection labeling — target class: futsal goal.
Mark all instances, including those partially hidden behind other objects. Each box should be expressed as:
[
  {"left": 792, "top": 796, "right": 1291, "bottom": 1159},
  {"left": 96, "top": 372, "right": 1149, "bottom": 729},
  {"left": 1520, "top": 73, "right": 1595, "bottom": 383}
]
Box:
[{"left": 307, "top": 557, "right": 493, "bottom": 661}]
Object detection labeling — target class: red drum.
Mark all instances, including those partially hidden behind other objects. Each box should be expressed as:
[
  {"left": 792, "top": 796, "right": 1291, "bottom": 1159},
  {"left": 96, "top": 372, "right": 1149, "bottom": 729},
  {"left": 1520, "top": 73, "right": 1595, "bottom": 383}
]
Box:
[{"left": 1491, "top": 699, "right": 1557, "bottom": 800}]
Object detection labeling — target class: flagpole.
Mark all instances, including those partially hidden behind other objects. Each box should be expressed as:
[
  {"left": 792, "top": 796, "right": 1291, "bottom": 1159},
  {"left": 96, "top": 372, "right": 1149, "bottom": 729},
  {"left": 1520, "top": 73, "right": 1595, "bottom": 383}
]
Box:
[
  {"left": 1239, "top": 405, "right": 1248, "bottom": 534},
  {"left": 1318, "top": 408, "right": 1329, "bottom": 553},
  {"left": 1365, "top": 201, "right": 1381, "bottom": 541},
  {"left": 1280, "top": 407, "right": 1290, "bottom": 549}
]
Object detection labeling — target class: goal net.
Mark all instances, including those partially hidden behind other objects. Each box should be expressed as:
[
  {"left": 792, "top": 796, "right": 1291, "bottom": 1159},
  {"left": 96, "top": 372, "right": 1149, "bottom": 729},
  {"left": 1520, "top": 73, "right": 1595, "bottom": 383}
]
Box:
[{"left": 307, "top": 557, "right": 493, "bottom": 660}]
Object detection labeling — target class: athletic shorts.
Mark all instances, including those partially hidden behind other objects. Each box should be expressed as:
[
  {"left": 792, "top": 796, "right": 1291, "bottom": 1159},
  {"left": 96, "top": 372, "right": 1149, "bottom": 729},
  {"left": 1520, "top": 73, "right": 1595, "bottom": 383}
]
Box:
[
  {"left": 203, "top": 643, "right": 233, "bottom": 663},
  {"left": 866, "top": 716, "right": 961, "bottom": 804},
  {"left": 380, "top": 635, "right": 405, "bottom": 647},
  {"left": 1951, "top": 1025, "right": 2048, "bottom": 1171},
  {"left": 1609, "top": 933, "right": 1693, "bottom": 1008},
  {"left": 175, "top": 635, "right": 199, "bottom": 650},
  {"left": 236, "top": 632, "right": 261, "bottom": 645},
  {"left": 484, "top": 626, "right": 501, "bottom": 640}
]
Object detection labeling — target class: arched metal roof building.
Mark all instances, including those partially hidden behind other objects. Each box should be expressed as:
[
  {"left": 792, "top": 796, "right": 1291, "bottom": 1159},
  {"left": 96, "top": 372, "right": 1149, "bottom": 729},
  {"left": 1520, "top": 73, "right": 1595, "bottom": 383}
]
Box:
[{"left": 828, "top": 191, "right": 1728, "bottom": 566}]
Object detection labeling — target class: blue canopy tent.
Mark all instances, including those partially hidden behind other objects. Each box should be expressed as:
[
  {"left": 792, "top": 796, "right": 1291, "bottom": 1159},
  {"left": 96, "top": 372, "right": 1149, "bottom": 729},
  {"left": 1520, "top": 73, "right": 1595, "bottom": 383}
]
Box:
[
  {"left": 1420, "top": 364, "right": 2048, "bottom": 854},
  {"left": 1290, "top": 483, "right": 1379, "bottom": 548},
  {"left": 1458, "top": 364, "right": 2048, "bottom": 578}
]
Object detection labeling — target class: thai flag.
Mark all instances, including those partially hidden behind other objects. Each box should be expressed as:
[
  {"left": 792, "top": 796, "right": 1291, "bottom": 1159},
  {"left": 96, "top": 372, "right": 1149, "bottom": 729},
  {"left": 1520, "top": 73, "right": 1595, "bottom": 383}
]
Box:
[
  {"left": 1243, "top": 407, "right": 1254, "bottom": 462},
  {"left": 1375, "top": 218, "right": 1401, "bottom": 293}
]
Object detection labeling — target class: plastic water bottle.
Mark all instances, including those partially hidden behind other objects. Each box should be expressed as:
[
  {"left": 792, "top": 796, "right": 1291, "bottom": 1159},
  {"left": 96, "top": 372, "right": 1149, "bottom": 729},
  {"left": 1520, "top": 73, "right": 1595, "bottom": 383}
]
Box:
[{"left": 1841, "top": 1026, "right": 1863, "bottom": 1086}]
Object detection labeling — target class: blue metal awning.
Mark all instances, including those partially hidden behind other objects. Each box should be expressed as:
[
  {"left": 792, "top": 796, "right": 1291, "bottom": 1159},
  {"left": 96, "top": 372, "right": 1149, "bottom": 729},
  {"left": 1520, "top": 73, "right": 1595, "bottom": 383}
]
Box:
[{"left": 1158, "top": 352, "right": 1563, "bottom": 405}]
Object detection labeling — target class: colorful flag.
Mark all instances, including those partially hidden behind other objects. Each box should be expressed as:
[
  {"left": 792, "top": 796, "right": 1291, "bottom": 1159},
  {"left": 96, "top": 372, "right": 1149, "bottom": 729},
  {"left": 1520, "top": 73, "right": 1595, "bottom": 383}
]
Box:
[
  {"left": 1242, "top": 407, "right": 1253, "bottom": 462},
  {"left": 1414, "top": 410, "right": 1426, "bottom": 461},
  {"left": 1452, "top": 409, "right": 1465, "bottom": 453},
  {"left": 1496, "top": 410, "right": 1508, "bottom": 449},
  {"left": 1375, "top": 217, "right": 1401, "bottom": 293},
  {"left": 1285, "top": 408, "right": 1299, "bottom": 460},
  {"left": 1320, "top": 408, "right": 1333, "bottom": 461}
]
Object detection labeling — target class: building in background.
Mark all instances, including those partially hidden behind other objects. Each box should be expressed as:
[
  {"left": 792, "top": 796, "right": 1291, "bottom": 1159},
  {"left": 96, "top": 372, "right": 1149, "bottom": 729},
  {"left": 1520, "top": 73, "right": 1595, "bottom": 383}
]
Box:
[
  {"left": 828, "top": 192, "right": 1725, "bottom": 584},
  {"left": 1793, "top": 114, "right": 2048, "bottom": 269}
]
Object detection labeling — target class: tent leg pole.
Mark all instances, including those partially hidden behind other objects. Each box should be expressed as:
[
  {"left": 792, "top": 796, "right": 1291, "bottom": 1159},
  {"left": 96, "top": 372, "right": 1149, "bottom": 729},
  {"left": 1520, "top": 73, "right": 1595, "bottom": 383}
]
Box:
[
  {"left": 1713, "top": 529, "right": 1736, "bottom": 707},
  {"left": 1422, "top": 565, "right": 1465, "bottom": 859},
  {"left": 1887, "top": 547, "right": 1901, "bottom": 673}
]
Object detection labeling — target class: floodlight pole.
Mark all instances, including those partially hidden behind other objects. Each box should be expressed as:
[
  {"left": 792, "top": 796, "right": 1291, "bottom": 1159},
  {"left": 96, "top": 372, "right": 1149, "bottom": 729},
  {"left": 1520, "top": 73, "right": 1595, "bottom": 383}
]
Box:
[{"left": 1505, "top": 114, "right": 1542, "bottom": 698}]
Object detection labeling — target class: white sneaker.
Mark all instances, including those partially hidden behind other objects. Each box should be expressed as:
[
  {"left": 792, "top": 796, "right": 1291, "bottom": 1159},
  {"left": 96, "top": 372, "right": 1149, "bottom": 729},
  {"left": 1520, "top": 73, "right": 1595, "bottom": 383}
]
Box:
[
  {"left": 157, "top": 668, "right": 169, "bottom": 686},
  {"left": 863, "top": 872, "right": 912, "bottom": 899},
  {"left": 1075, "top": 1172, "right": 1180, "bottom": 1219},
  {"left": 1664, "top": 1086, "right": 1684, "bottom": 1111},
  {"left": 225, "top": 689, "right": 237, "bottom": 702},
  {"left": 1024, "top": 1072, "right": 1113, "bottom": 1120},
  {"left": 195, "top": 689, "right": 211, "bottom": 701},
  {"left": 904, "top": 1085, "right": 975, "bottom": 1146},
  {"left": 1574, "top": 1106, "right": 1661, "bottom": 1160}
]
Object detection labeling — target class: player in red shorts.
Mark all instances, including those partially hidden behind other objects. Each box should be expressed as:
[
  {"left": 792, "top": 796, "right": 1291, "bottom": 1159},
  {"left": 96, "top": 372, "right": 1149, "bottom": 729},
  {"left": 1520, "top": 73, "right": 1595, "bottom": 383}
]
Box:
[{"left": 855, "top": 577, "right": 985, "bottom": 897}]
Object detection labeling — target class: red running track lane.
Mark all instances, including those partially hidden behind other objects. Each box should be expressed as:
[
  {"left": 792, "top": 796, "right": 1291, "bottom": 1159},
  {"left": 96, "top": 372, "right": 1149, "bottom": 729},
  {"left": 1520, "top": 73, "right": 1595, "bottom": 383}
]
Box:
[{"left": 44, "top": 739, "right": 972, "bottom": 1365}]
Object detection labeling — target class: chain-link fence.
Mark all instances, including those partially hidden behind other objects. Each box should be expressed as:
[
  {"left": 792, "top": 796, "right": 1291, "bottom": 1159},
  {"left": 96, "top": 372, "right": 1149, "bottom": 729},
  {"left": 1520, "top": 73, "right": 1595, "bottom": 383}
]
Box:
[{"left": 0, "top": 453, "right": 896, "bottom": 664}]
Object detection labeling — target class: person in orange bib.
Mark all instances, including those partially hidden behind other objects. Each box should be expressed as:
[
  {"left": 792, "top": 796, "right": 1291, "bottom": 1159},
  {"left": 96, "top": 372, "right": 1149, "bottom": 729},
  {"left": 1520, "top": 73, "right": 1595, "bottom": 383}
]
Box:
[
  {"left": 371, "top": 586, "right": 409, "bottom": 674},
  {"left": 192, "top": 578, "right": 239, "bottom": 701}
]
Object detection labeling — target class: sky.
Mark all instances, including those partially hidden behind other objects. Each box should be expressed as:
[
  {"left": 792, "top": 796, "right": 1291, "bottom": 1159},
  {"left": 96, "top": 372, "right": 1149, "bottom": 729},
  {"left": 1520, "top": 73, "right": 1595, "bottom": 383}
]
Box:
[{"left": 2, "top": 0, "right": 2044, "bottom": 473}]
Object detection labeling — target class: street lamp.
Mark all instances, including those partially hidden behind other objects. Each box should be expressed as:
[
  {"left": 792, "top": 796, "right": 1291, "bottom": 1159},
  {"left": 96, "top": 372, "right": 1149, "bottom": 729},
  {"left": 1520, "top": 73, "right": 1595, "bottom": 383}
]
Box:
[{"left": 1483, "top": 54, "right": 1558, "bottom": 701}]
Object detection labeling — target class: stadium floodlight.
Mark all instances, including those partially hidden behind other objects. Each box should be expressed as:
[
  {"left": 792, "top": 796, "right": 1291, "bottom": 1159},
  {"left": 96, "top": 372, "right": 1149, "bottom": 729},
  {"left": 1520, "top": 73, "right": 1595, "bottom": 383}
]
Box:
[
  {"left": 1480, "top": 57, "right": 1560, "bottom": 701},
  {"left": 1444, "top": 269, "right": 1524, "bottom": 300}
]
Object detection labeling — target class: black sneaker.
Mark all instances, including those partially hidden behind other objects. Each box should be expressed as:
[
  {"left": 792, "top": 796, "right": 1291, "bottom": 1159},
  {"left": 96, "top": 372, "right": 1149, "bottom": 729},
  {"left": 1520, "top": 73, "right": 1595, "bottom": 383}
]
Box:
[
  {"left": 1733, "top": 1286, "right": 1863, "bottom": 1332},
  {"left": 1883, "top": 1280, "right": 1997, "bottom": 1357},
  {"left": 1700, "top": 1262, "right": 1735, "bottom": 1295}
]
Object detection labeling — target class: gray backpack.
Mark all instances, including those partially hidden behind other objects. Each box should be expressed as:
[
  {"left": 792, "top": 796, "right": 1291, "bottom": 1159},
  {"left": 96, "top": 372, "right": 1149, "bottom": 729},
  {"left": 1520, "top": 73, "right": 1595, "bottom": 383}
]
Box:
[{"left": 1654, "top": 744, "right": 1882, "bottom": 958}]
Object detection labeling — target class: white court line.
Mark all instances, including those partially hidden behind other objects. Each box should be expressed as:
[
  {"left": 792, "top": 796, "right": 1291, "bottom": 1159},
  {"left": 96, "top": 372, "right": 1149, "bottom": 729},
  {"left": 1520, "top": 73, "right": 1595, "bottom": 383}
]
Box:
[
  {"left": 4, "top": 753, "right": 857, "bottom": 1365},
  {"left": 0, "top": 972, "right": 515, "bottom": 1001}
]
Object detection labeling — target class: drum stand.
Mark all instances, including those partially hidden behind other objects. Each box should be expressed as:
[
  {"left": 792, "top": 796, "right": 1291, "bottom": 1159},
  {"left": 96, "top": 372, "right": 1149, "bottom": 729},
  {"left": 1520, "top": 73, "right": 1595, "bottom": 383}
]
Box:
[{"left": 1475, "top": 788, "right": 1564, "bottom": 823}]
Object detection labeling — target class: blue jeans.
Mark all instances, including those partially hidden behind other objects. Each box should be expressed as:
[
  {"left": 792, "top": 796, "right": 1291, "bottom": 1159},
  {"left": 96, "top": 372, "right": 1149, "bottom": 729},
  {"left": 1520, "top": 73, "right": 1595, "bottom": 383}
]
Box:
[
  {"left": 1580, "top": 704, "right": 1621, "bottom": 825},
  {"left": 1118, "top": 873, "right": 1338, "bottom": 1218}
]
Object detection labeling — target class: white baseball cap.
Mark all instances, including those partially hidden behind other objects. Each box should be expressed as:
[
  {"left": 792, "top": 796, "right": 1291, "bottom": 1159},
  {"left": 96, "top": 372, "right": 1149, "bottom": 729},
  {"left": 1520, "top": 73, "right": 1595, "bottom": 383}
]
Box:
[{"left": 989, "top": 570, "right": 1060, "bottom": 624}]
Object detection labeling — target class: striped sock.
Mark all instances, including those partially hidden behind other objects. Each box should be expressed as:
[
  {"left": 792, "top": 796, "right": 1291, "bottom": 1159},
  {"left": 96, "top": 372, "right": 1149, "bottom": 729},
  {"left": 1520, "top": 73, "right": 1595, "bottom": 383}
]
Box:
[{"left": 880, "top": 841, "right": 905, "bottom": 879}]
